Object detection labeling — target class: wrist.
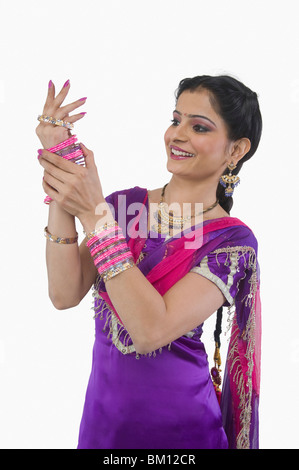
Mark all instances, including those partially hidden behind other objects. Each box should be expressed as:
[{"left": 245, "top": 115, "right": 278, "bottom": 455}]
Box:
[{"left": 79, "top": 201, "right": 116, "bottom": 236}]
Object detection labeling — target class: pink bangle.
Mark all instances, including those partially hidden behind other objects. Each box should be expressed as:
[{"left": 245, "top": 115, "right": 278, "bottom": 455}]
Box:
[
  {"left": 43, "top": 136, "right": 85, "bottom": 204},
  {"left": 86, "top": 226, "right": 122, "bottom": 247},
  {"left": 89, "top": 237, "right": 125, "bottom": 257},
  {"left": 63, "top": 149, "right": 83, "bottom": 160},
  {"left": 48, "top": 136, "right": 77, "bottom": 153},
  {"left": 93, "top": 243, "right": 128, "bottom": 266},
  {"left": 99, "top": 251, "right": 133, "bottom": 274},
  {"left": 86, "top": 223, "right": 134, "bottom": 282}
]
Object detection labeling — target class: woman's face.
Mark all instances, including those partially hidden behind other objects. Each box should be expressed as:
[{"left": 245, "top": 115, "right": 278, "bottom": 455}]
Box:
[{"left": 164, "top": 89, "right": 233, "bottom": 183}]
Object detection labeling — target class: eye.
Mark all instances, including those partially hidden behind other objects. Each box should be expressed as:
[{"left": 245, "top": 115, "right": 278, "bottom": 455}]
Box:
[
  {"left": 193, "top": 124, "right": 210, "bottom": 133},
  {"left": 170, "top": 118, "right": 180, "bottom": 126}
]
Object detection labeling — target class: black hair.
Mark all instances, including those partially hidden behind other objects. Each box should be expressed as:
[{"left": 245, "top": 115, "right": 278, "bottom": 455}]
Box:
[
  {"left": 175, "top": 74, "right": 263, "bottom": 214},
  {"left": 175, "top": 75, "right": 262, "bottom": 357}
]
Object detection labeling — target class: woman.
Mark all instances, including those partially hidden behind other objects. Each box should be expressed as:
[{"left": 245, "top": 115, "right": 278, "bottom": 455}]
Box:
[{"left": 36, "top": 75, "right": 262, "bottom": 449}]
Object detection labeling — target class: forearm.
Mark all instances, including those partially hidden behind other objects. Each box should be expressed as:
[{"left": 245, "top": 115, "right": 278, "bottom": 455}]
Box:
[
  {"left": 82, "top": 209, "right": 167, "bottom": 353},
  {"left": 46, "top": 202, "right": 83, "bottom": 309},
  {"left": 106, "top": 267, "right": 167, "bottom": 353}
]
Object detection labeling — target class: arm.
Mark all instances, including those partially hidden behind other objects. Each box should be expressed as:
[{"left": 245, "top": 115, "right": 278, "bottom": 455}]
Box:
[
  {"left": 45, "top": 202, "right": 97, "bottom": 309},
  {"left": 37, "top": 80, "right": 95, "bottom": 309},
  {"left": 39, "top": 143, "right": 226, "bottom": 354},
  {"left": 105, "top": 266, "right": 226, "bottom": 354},
  {"left": 81, "top": 201, "right": 226, "bottom": 355}
]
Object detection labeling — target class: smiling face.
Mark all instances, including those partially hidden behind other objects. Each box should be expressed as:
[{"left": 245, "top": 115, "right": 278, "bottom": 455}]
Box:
[{"left": 164, "top": 89, "right": 233, "bottom": 184}]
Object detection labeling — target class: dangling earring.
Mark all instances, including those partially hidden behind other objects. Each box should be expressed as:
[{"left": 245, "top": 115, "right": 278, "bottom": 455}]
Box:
[{"left": 219, "top": 162, "right": 240, "bottom": 197}]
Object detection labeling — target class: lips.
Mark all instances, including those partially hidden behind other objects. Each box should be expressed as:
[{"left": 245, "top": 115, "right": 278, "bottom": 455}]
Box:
[{"left": 170, "top": 145, "right": 195, "bottom": 160}]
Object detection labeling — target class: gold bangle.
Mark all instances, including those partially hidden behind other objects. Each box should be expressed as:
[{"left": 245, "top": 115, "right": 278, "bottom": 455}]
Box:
[
  {"left": 102, "top": 258, "right": 135, "bottom": 283},
  {"left": 84, "top": 221, "right": 119, "bottom": 240},
  {"left": 44, "top": 226, "right": 78, "bottom": 244}
]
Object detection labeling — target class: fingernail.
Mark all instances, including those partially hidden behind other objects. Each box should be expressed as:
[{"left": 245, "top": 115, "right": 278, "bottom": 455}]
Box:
[
  {"left": 38, "top": 149, "right": 43, "bottom": 156},
  {"left": 63, "top": 79, "right": 70, "bottom": 88},
  {"left": 80, "top": 112, "right": 87, "bottom": 115},
  {"left": 79, "top": 97, "right": 87, "bottom": 101},
  {"left": 48, "top": 80, "right": 53, "bottom": 89}
]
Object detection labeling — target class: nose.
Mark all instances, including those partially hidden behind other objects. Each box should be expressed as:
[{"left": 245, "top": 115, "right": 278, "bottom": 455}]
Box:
[{"left": 171, "top": 122, "right": 188, "bottom": 142}]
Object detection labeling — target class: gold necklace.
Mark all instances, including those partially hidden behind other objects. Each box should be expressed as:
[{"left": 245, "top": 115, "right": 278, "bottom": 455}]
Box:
[{"left": 152, "top": 183, "right": 219, "bottom": 234}]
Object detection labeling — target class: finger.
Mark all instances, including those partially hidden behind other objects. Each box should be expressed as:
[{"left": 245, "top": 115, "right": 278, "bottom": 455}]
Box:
[
  {"left": 80, "top": 143, "right": 96, "bottom": 168},
  {"left": 42, "top": 176, "right": 59, "bottom": 201},
  {"left": 53, "top": 79, "right": 71, "bottom": 108},
  {"left": 56, "top": 97, "right": 87, "bottom": 120},
  {"left": 38, "top": 149, "right": 78, "bottom": 174},
  {"left": 66, "top": 112, "right": 87, "bottom": 124},
  {"left": 43, "top": 80, "right": 56, "bottom": 113},
  {"left": 44, "top": 170, "right": 65, "bottom": 192},
  {"left": 40, "top": 158, "right": 68, "bottom": 183}
]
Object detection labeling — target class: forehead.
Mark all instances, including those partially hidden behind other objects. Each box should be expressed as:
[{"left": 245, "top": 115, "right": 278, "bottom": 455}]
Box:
[{"left": 176, "top": 89, "right": 220, "bottom": 121}]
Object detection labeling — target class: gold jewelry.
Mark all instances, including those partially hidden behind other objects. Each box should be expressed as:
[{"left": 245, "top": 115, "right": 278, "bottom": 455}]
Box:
[
  {"left": 101, "top": 259, "right": 135, "bottom": 283},
  {"left": 83, "top": 221, "right": 119, "bottom": 240},
  {"left": 152, "top": 184, "right": 219, "bottom": 234},
  {"left": 219, "top": 162, "right": 240, "bottom": 197},
  {"left": 38, "top": 115, "right": 74, "bottom": 130},
  {"left": 44, "top": 226, "right": 78, "bottom": 244}
]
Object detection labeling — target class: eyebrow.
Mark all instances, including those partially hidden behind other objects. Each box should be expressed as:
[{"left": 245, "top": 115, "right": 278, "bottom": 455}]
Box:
[{"left": 174, "top": 109, "right": 217, "bottom": 127}]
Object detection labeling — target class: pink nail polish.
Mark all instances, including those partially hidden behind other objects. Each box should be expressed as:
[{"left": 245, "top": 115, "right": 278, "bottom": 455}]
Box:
[
  {"left": 63, "top": 79, "right": 70, "bottom": 88},
  {"left": 80, "top": 97, "right": 87, "bottom": 101},
  {"left": 80, "top": 112, "right": 87, "bottom": 115},
  {"left": 38, "top": 149, "right": 43, "bottom": 156},
  {"left": 48, "top": 80, "right": 53, "bottom": 89}
]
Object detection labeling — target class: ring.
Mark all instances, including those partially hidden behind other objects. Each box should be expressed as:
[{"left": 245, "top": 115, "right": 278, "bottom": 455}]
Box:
[{"left": 37, "top": 114, "right": 74, "bottom": 130}]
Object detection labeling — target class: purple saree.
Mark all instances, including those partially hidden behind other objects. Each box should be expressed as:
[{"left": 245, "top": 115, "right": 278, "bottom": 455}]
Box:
[{"left": 77, "top": 186, "right": 261, "bottom": 449}]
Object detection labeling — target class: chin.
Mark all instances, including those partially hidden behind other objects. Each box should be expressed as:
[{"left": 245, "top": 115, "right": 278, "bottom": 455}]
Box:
[{"left": 166, "top": 158, "right": 191, "bottom": 177}]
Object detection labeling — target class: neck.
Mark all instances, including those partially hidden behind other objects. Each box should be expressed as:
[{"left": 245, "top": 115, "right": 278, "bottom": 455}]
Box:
[{"left": 165, "top": 175, "right": 218, "bottom": 208}]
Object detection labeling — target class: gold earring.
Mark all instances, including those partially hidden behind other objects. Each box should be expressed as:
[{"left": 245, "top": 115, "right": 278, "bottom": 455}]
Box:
[{"left": 219, "top": 162, "right": 240, "bottom": 197}]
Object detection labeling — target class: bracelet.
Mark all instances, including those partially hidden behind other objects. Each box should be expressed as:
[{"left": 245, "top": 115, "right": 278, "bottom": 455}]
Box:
[
  {"left": 43, "top": 136, "right": 85, "bottom": 204},
  {"left": 38, "top": 115, "right": 74, "bottom": 130},
  {"left": 102, "top": 259, "right": 135, "bottom": 283},
  {"left": 44, "top": 226, "right": 78, "bottom": 244},
  {"left": 84, "top": 221, "right": 119, "bottom": 240},
  {"left": 48, "top": 136, "right": 78, "bottom": 153},
  {"left": 55, "top": 143, "right": 81, "bottom": 157},
  {"left": 86, "top": 223, "right": 134, "bottom": 283}
]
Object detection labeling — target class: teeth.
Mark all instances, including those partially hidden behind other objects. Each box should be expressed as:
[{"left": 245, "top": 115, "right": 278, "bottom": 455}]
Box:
[{"left": 171, "top": 148, "right": 194, "bottom": 157}]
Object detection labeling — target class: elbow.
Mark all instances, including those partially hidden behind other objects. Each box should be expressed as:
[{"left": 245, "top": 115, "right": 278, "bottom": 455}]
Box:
[
  {"left": 133, "top": 332, "right": 163, "bottom": 356},
  {"left": 49, "top": 291, "right": 81, "bottom": 311},
  {"left": 132, "top": 309, "right": 168, "bottom": 355}
]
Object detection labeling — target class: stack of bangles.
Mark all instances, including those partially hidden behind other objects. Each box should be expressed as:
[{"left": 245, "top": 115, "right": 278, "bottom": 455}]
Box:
[
  {"left": 85, "top": 222, "right": 135, "bottom": 283},
  {"left": 42, "top": 135, "right": 85, "bottom": 204},
  {"left": 44, "top": 222, "right": 135, "bottom": 283}
]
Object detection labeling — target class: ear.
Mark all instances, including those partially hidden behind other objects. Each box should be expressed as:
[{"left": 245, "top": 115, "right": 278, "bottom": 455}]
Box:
[{"left": 230, "top": 138, "right": 251, "bottom": 165}]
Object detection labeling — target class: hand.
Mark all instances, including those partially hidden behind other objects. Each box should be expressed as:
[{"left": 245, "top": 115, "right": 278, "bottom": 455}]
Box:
[
  {"left": 39, "top": 144, "right": 107, "bottom": 225},
  {"left": 36, "top": 80, "right": 87, "bottom": 149}
]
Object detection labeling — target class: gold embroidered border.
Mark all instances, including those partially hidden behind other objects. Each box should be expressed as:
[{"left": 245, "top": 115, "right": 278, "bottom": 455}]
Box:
[
  {"left": 190, "top": 260, "right": 234, "bottom": 305},
  {"left": 92, "top": 287, "right": 171, "bottom": 359},
  {"left": 209, "top": 246, "right": 258, "bottom": 449}
]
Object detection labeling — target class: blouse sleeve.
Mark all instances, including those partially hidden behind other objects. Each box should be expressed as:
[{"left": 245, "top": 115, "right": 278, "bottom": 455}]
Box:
[{"left": 190, "top": 246, "right": 255, "bottom": 307}]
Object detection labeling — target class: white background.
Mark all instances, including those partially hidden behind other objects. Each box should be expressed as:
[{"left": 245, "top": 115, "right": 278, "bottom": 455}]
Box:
[{"left": 0, "top": 0, "right": 298, "bottom": 449}]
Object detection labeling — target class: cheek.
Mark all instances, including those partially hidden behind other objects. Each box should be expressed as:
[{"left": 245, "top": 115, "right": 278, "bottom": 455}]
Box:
[
  {"left": 192, "top": 135, "right": 227, "bottom": 155},
  {"left": 164, "top": 126, "right": 172, "bottom": 145}
]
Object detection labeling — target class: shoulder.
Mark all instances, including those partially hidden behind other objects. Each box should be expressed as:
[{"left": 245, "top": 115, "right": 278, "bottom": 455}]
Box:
[
  {"left": 208, "top": 216, "right": 259, "bottom": 255},
  {"left": 105, "top": 186, "right": 148, "bottom": 206}
]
